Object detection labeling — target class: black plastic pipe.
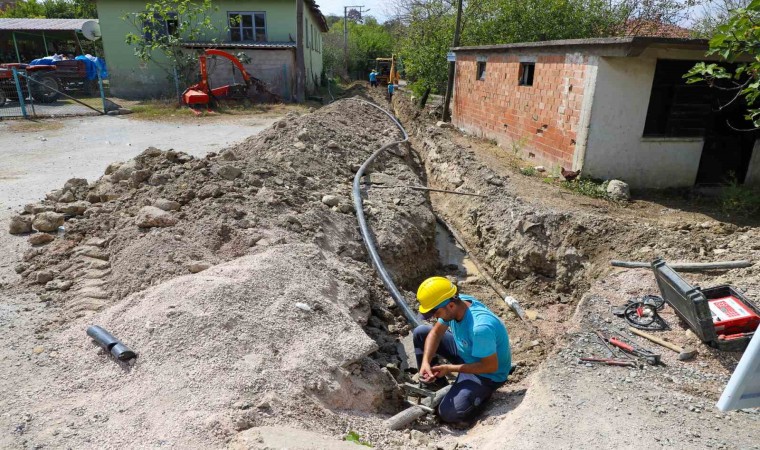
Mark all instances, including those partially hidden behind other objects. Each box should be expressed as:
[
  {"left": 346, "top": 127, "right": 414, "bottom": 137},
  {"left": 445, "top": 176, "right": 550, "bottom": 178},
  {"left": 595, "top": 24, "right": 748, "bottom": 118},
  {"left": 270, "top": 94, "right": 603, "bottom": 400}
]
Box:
[
  {"left": 87, "top": 325, "right": 137, "bottom": 361},
  {"left": 350, "top": 98, "right": 421, "bottom": 328}
]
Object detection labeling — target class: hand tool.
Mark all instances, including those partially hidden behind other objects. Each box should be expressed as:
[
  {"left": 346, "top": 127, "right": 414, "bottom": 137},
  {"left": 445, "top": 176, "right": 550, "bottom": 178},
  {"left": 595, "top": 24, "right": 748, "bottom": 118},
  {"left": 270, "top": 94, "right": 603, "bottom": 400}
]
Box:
[
  {"left": 579, "top": 357, "right": 637, "bottom": 367},
  {"left": 628, "top": 327, "right": 698, "bottom": 361},
  {"left": 608, "top": 336, "right": 661, "bottom": 365}
]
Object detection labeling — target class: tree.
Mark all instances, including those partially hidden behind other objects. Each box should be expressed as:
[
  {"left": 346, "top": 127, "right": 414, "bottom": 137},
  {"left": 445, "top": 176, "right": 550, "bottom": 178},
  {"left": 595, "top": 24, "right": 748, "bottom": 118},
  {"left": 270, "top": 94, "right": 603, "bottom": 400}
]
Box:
[
  {"left": 322, "top": 15, "right": 394, "bottom": 77},
  {"left": 0, "top": 0, "right": 96, "bottom": 18},
  {"left": 124, "top": 0, "right": 220, "bottom": 96},
  {"left": 393, "top": 0, "right": 696, "bottom": 95},
  {"left": 685, "top": 0, "right": 760, "bottom": 128}
]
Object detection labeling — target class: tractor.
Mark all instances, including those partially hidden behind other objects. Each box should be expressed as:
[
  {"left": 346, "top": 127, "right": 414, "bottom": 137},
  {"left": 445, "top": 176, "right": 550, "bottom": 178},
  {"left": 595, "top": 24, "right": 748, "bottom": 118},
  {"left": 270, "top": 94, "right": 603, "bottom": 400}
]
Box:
[{"left": 375, "top": 56, "right": 400, "bottom": 86}]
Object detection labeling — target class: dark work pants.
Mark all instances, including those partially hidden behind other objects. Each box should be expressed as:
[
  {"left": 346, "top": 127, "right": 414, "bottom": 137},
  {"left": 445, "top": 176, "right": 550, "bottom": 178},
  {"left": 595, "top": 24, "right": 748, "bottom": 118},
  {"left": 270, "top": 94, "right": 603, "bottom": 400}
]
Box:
[{"left": 412, "top": 324, "right": 505, "bottom": 423}]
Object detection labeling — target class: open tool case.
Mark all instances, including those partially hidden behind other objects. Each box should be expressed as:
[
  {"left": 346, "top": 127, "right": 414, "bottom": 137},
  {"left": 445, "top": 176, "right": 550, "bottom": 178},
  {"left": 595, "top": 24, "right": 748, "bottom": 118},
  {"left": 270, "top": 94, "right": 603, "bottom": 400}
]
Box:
[{"left": 651, "top": 258, "right": 760, "bottom": 352}]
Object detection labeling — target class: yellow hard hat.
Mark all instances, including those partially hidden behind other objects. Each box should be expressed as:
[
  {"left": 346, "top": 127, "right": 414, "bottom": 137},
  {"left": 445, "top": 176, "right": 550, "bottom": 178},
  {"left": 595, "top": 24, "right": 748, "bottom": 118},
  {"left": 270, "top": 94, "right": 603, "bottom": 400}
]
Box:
[{"left": 417, "top": 276, "right": 457, "bottom": 314}]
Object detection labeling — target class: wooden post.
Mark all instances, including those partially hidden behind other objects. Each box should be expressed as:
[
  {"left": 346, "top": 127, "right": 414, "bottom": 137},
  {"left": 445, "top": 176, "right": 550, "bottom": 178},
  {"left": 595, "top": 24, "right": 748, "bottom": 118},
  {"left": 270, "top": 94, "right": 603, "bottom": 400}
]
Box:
[{"left": 442, "top": 0, "right": 463, "bottom": 122}]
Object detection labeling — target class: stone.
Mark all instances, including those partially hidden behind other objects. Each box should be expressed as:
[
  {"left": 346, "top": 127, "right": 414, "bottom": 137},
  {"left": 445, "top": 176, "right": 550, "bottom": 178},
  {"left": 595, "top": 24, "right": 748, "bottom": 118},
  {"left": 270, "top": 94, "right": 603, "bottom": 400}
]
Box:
[
  {"left": 187, "top": 261, "right": 211, "bottom": 273},
  {"left": 534, "top": 166, "right": 546, "bottom": 172},
  {"left": 486, "top": 176, "right": 504, "bottom": 186},
  {"left": 154, "top": 199, "right": 181, "bottom": 211},
  {"left": 321, "top": 195, "right": 339, "bottom": 207},
  {"left": 326, "top": 140, "right": 340, "bottom": 149},
  {"left": 28, "top": 233, "right": 54, "bottom": 246},
  {"left": 45, "top": 189, "right": 64, "bottom": 202},
  {"left": 34, "top": 270, "right": 54, "bottom": 285},
  {"left": 33, "top": 212, "right": 64, "bottom": 232},
  {"left": 46, "top": 279, "right": 73, "bottom": 291},
  {"left": 436, "top": 121, "right": 454, "bottom": 129},
  {"left": 58, "top": 190, "right": 76, "bottom": 203},
  {"left": 104, "top": 162, "right": 121, "bottom": 175},
  {"left": 85, "top": 237, "right": 107, "bottom": 248},
  {"left": 24, "top": 203, "right": 54, "bottom": 214},
  {"left": 9, "top": 215, "right": 33, "bottom": 234},
  {"left": 217, "top": 165, "right": 242, "bottom": 180},
  {"left": 141, "top": 146, "right": 162, "bottom": 157},
  {"left": 135, "top": 206, "right": 177, "bottom": 228},
  {"left": 111, "top": 161, "right": 136, "bottom": 182},
  {"left": 132, "top": 169, "right": 152, "bottom": 184},
  {"left": 294, "top": 142, "right": 307, "bottom": 150},
  {"left": 606, "top": 179, "right": 630, "bottom": 201},
  {"left": 220, "top": 150, "right": 239, "bottom": 161},
  {"left": 33, "top": 346, "right": 45, "bottom": 354},
  {"left": 56, "top": 200, "right": 89, "bottom": 216}
]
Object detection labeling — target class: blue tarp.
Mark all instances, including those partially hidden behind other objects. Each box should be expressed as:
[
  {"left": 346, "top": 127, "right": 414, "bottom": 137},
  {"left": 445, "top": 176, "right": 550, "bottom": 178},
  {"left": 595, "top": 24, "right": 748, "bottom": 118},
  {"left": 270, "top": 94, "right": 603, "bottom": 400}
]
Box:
[{"left": 28, "top": 55, "right": 108, "bottom": 80}]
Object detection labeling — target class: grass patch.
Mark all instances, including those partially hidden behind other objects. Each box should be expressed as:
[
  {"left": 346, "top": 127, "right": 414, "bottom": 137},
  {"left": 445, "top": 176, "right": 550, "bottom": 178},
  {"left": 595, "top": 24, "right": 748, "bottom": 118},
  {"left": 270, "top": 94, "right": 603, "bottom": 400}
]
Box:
[
  {"left": 519, "top": 166, "right": 537, "bottom": 176},
  {"left": 721, "top": 180, "right": 760, "bottom": 216},
  {"left": 128, "top": 99, "right": 311, "bottom": 121},
  {"left": 344, "top": 431, "right": 372, "bottom": 447},
  {"left": 561, "top": 178, "right": 610, "bottom": 200},
  {"left": 5, "top": 120, "right": 64, "bottom": 133}
]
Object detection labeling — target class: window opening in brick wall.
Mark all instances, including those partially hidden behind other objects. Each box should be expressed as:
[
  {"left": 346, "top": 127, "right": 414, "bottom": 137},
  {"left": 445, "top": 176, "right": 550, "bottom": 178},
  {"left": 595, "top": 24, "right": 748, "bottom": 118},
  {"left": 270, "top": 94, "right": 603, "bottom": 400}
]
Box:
[
  {"left": 518, "top": 62, "right": 534, "bottom": 86},
  {"left": 476, "top": 61, "right": 486, "bottom": 81}
]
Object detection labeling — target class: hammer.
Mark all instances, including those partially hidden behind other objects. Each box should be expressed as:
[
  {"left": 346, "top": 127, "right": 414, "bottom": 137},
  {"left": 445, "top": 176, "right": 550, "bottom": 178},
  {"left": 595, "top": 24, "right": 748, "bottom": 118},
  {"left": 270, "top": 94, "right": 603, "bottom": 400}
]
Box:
[{"left": 629, "top": 327, "right": 698, "bottom": 361}]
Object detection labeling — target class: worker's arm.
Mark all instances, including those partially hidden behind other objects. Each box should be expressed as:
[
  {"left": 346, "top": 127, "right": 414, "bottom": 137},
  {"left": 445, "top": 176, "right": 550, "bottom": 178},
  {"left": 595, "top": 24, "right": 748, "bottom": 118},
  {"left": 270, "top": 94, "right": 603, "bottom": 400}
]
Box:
[
  {"left": 432, "top": 324, "right": 500, "bottom": 377},
  {"left": 432, "top": 353, "right": 498, "bottom": 377},
  {"left": 419, "top": 321, "right": 448, "bottom": 382}
]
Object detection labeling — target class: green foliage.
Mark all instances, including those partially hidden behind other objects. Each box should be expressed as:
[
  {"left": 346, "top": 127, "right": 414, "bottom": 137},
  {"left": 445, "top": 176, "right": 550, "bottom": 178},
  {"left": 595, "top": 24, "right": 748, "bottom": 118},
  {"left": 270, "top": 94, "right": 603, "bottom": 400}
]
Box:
[
  {"left": 344, "top": 431, "right": 372, "bottom": 447},
  {"left": 322, "top": 16, "right": 394, "bottom": 77},
  {"left": 561, "top": 178, "right": 609, "bottom": 199},
  {"left": 124, "top": 0, "right": 220, "bottom": 92},
  {"left": 519, "top": 166, "right": 537, "bottom": 176},
  {"left": 684, "top": 0, "right": 760, "bottom": 128},
  {"left": 396, "top": 0, "right": 689, "bottom": 93},
  {"left": 720, "top": 177, "right": 760, "bottom": 216},
  {"left": 0, "top": 0, "right": 96, "bottom": 18}
]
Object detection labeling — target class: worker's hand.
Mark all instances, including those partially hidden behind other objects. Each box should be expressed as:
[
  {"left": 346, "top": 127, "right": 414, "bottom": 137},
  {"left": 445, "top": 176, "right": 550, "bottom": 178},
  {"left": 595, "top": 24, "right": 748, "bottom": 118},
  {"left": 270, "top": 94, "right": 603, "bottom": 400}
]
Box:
[
  {"left": 431, "top": 364, "right": 453, "bottom": 378},
  {"left": 419, "top": 361, "right": 436, "bottom": 383}
]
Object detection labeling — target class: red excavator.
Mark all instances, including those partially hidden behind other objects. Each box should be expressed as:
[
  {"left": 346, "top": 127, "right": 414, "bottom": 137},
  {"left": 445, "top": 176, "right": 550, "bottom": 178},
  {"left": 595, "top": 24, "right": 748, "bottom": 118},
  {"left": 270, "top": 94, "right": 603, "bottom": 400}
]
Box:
[{"left": 182, "top": 49, "right": 279, "bottom": 109}]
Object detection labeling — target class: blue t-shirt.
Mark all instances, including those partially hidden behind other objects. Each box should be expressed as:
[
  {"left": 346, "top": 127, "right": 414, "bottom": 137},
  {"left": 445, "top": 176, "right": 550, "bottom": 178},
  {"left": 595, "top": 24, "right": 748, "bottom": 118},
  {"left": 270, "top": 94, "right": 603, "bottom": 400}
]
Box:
[
  {"left": 438, "top": 295, "right": 511, "bottom": 382},
  {"left": 388, "top": 83, "right": 395, "bottom": 93},
  {"left": 369, "top": 72, "right": 377, "bottom": 81}
]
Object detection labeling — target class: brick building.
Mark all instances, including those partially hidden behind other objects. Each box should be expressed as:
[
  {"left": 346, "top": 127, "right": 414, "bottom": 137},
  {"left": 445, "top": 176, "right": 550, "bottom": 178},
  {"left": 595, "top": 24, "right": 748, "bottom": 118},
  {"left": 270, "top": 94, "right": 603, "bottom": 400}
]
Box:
[{"left": 452, "top": 37, "right": 760, "bottom": 188}]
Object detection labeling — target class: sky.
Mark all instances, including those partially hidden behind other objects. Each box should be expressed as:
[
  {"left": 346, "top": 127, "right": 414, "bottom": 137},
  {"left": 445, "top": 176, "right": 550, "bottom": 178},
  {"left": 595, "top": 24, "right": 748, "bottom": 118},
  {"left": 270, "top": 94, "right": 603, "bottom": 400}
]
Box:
[{"left": 314, "top": 0, "right": 393, "bottom": 23}]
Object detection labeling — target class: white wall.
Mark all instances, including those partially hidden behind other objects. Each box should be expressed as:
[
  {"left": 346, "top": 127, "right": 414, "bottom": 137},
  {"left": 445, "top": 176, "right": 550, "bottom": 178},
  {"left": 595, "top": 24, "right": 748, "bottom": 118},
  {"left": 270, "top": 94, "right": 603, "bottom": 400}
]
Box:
[
  {"left": 746, "top": 140, "right": 760, "bottom": 186},
  {"left": 582, "top": 48, "right": 705, "bottom": 188}
]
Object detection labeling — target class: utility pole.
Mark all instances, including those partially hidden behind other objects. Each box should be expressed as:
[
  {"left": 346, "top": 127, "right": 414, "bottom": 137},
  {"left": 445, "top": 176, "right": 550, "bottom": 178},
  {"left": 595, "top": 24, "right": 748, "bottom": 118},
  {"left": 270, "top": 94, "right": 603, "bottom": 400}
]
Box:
[
  {"left": 296, "top": 0, "right": 305, "bottom": 102},
  {"left": 343, "top": 5, "right": 365, "bottom": 76},
  {"left": 442, "top": 0, "right": 463, "bottom": 122}
]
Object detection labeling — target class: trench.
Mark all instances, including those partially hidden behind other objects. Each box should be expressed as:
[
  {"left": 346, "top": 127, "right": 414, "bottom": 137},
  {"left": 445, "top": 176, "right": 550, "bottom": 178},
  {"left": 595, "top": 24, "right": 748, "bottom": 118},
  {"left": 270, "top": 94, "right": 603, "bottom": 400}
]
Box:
[{"left": 353, "top": 95, "right": 590, "bottom": 432}]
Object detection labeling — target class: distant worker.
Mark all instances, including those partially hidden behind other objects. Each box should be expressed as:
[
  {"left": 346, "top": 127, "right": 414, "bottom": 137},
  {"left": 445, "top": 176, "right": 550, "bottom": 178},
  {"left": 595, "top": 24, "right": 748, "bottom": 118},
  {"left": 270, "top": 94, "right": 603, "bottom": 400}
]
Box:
[
  {"left": 387, "top": 81, "right": 394, "bottom": 102},
  {"left": 413, "top": 276, "right": 512, "bottom": 423},
  {"left": 369, "top": 69, "right": 378, "bottom": 88}
]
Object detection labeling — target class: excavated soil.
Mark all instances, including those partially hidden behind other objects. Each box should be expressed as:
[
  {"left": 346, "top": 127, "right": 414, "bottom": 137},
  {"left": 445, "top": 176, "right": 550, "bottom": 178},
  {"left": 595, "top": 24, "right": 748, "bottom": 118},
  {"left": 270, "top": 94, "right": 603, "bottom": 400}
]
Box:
[
  {"left": 3, "top": 84, "right": 760, "bottom": 450},
  {"left": 392, "top": 90, "right": 760, "bottom": 448},
  {"left": 0, "top": 98, "right": 445, "bottom": 449}
]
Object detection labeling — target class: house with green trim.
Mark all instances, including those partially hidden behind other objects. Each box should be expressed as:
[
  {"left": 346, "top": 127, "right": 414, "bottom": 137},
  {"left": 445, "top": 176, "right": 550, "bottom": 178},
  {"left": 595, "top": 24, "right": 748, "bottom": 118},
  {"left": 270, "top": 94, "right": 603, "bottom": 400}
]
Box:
[{"left": 95, "top": 0, "right": 328, "bottom": 101}]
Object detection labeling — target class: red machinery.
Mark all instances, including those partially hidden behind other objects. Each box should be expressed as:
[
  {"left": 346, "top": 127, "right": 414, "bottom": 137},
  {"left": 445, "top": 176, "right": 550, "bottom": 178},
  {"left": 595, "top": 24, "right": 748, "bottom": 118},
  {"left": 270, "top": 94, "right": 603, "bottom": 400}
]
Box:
[{"left": 182, "top": 49, "right": 256, "bottom": 107}]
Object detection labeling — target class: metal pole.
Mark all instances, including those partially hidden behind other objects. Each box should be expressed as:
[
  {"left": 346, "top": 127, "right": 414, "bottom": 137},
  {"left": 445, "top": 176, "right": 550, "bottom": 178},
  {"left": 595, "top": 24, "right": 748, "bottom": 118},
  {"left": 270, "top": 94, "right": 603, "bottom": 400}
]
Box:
[
  {"left": 12, "top": 32, "right": 20, "bottom": 63},
  {"left": 11, "top": 67, "right": 27, "bottom": 118},
  {"left": 343, "top": 7, "right": 348, "bottom": 74},
  {"left": 98, "top": 71, "right": 107, "bottom": 113},
  {"left": 442, "top": 0, "right": 463, "bottom": 122}
]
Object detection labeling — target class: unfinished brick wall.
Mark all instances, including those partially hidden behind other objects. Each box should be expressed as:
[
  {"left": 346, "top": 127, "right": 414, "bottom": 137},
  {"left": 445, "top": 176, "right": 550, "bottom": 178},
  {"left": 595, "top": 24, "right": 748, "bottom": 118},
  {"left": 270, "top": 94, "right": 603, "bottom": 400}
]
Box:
[{"left": 453, "top": 52, "right": 589, "bottom": 170}]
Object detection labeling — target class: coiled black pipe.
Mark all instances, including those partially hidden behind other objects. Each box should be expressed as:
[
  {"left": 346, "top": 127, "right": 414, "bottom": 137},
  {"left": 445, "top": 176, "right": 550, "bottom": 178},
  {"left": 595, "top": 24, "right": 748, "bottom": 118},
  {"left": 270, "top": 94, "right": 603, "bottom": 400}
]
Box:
[{"left": 350, "top": 98, "right": 421, "bottom": 328}]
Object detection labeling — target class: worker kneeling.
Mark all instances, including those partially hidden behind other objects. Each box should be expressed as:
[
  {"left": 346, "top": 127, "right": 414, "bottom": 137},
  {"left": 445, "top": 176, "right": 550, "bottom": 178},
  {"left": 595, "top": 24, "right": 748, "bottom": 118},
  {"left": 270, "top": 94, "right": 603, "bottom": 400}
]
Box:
[{"left": 414, "top": 276, "right": 511, "bottom": 423}]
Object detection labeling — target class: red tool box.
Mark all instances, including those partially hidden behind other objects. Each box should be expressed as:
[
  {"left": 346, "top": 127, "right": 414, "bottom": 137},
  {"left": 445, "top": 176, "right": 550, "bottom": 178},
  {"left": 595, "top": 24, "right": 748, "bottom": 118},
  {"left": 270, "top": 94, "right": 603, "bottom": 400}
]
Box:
[{"left": 652, "top": 259, "right": 760, "bottom": 352}]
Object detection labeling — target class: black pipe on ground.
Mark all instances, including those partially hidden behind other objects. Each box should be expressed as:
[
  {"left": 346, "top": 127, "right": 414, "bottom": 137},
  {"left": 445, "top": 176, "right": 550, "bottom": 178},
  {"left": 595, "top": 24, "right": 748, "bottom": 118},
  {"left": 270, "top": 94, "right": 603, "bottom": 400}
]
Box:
[
  {"left": 87, "top": 325, "right": 137, "bottom": 361},
  {"left": 350, "top": 98, "right": 421, "bottom": 329}
]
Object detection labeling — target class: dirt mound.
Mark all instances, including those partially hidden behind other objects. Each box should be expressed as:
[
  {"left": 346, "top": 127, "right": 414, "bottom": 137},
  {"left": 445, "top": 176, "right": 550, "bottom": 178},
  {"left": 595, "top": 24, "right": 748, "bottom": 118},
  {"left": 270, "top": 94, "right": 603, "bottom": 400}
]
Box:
[
  {"left": 8, "top": 99, "right": 437, "bottom": 321},
  {"left": 1, "top": 99, "right": 440, "bottom": 448}
]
